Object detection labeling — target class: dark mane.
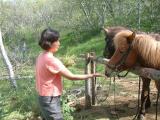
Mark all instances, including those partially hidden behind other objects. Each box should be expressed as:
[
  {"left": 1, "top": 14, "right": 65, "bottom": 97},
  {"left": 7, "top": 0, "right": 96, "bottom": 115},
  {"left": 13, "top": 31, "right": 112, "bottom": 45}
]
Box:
[{"left": 105, "top": 26, "right": 130, "bottom": 41}]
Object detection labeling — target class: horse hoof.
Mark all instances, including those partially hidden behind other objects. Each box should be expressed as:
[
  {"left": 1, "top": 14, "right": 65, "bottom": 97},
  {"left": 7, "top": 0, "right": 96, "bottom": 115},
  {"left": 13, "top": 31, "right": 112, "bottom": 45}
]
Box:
[{"left": 137, "top": 114, "right": 146, "bottom": 120}]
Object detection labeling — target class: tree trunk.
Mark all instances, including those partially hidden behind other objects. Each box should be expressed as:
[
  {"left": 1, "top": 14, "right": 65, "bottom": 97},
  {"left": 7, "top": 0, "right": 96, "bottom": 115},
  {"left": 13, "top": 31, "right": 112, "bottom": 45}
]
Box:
[
  {"left": 137, "top": 0, "right": 141, "bottom": 30},
  {"left": 0, "top": 29, "right": 17, "bottom": 88}
]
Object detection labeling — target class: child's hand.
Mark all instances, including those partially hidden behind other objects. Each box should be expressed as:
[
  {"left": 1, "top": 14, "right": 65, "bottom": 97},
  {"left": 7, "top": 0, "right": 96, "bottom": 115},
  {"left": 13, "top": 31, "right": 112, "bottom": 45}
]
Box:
[{"left": 92, "top": 73, "right": 104, "bottom": 77}]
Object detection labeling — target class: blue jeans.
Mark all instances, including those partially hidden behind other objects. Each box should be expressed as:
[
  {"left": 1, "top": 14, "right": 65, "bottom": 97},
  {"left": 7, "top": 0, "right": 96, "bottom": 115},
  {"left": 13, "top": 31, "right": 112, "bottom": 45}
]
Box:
[{"left": 38, "top": 96, "right": 63, "bottom": 120}]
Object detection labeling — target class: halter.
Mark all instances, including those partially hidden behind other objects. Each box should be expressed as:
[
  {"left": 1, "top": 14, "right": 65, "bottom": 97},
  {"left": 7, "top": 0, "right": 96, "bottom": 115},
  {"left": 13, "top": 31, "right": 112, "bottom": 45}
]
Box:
[{"left": 107, "top": 43, "right": 132, "bottom": 77}]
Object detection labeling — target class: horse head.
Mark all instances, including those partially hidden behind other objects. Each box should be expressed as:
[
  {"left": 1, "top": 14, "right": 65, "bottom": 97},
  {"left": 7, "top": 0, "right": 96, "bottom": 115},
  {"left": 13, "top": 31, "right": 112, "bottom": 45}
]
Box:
[
  {"left": 102, "top": 26, "right": 129, "bottom": 58},
  {"left": 105, "top": 30, "right": 138, "bottom": 77}
]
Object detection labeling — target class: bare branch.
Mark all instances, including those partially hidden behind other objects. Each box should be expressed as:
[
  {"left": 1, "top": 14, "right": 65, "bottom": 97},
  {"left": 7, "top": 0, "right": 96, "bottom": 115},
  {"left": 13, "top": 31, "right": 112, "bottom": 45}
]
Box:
[{"left": 0, "top": 29, "right": 17, "bottom": 88}]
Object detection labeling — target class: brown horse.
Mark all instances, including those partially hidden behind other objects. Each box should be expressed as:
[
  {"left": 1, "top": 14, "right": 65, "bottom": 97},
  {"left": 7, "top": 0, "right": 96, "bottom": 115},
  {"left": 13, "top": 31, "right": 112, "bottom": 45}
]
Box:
[
  {"left": 103, "top": 26, "right": 160, "bottom": 120},
  {"left": 105, "top": 30, "right": 160, "bottom": 119}
]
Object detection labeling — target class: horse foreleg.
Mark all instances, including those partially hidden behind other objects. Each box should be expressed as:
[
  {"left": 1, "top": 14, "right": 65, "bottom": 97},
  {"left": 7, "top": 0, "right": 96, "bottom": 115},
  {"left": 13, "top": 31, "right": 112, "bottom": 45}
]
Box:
[
  {"left": 155, "top": 81, "right": 160, "bottom": 120},
  {"left": 145, "top": 84, "right": 151, "bottom": 109},
  {"left": 138, "top": 78, "right": 151, "bottom": 119}
]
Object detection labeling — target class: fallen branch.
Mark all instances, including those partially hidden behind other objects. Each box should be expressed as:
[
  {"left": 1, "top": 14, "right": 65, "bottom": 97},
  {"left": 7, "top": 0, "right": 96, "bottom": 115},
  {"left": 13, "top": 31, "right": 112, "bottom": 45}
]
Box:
[{"left": 131, "top": 66, "right": 160, "bottom": 81}]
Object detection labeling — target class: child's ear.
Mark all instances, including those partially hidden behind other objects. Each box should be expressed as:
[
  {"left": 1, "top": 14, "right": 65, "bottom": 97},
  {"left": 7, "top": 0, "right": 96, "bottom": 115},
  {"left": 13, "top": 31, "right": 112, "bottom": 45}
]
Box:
[{"left": 127, "top": 32, "right": 136, "bottom": 44}]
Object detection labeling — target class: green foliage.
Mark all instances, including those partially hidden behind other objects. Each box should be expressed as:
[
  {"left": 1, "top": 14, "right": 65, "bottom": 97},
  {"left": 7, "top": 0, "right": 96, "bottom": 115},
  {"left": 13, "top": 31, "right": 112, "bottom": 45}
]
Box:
[
  {"left": 59, "top": 32, "right": 105, "bottom": 56},
  {"left": 61, "top": 91, "right": 75, "bottom": 120},
  {"left": 60, "top": 55, "right": 76, "bottom": 67},
  {"left": 0, "top": 80, "right": 40, "bottom": 120},
  {"left": 0, "top": 80, "right": 80, "bottom": 120}
]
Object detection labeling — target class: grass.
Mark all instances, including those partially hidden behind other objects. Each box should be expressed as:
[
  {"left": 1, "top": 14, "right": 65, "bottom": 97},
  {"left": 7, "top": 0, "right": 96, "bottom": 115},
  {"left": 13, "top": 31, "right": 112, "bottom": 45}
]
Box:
[
  {"left": 59, "top": 32, "right": 105, "bottom": 56},
  {"left": 0, "top": 79, "right": 40, "bottom": 120}
]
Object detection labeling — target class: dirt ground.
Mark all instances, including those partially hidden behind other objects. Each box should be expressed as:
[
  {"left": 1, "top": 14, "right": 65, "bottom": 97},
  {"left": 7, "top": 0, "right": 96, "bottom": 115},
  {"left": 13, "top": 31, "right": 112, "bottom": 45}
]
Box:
[{"left": 72, "top": 78, "right": 160, "bottom": 120}]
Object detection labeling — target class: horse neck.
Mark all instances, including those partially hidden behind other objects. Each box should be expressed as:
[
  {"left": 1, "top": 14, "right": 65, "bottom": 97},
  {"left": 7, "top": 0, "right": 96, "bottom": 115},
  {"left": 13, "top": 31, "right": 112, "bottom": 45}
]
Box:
[
  {"left": 132, "top": 35, "right": 160, "bottom": 69},
  {"left": 149, "top": 33, "right": 160, "bottom": 41}
]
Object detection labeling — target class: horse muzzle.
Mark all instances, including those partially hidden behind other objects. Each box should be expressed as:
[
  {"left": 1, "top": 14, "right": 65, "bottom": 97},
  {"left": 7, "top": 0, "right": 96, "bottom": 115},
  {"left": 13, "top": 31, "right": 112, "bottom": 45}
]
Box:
[
  {"left": 105, "top": 64, "right": 114, "bottom": 77},
  {"left": 105, "top": 71, "right": 111, "bottom": 77}
]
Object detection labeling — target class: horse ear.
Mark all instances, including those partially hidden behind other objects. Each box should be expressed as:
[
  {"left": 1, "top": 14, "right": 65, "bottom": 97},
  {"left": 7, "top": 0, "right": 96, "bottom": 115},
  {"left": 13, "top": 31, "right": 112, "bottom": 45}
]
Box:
[
  {"left": 127, "top": 32, "right": 136, "bottom": 44},
  {"left": 102, "top": 27, "right": 109, "bottom": 34}
]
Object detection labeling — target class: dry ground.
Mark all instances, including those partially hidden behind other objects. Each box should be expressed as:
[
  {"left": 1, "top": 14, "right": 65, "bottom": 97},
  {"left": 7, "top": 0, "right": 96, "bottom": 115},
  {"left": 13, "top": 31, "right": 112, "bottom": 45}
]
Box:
[{"left": 72, "top": 78, "right": 160, "bottom": 120}]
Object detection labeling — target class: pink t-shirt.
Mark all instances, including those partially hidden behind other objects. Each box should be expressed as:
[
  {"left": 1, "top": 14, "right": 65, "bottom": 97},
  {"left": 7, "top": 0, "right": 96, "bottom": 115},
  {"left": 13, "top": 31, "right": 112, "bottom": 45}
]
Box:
[{"left": 35, "top": 51, "right": 66, "bottom": 96}]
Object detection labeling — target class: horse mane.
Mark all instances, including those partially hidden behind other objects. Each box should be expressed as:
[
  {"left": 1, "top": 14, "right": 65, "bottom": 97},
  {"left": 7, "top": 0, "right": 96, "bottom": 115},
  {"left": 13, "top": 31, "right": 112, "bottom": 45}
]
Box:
[
  {"left": 114, "top": 30, "right": 160, "bottom": 68},
  {"left": 132, "top": 34, "right": 160, "bottom": 68},
  {"left": 106, "top": 26, "right": 129, "bottom": 36},
  {"left": 113, "top": 30, "right": 133, "bottom": 49}
]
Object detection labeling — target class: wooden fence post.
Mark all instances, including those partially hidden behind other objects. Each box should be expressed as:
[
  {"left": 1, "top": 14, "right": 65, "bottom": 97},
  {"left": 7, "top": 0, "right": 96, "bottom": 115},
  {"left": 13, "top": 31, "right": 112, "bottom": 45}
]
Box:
[
  {"left": 90, "top": 52, "right": 96, "bottom": 105},
  {"left": 85, "top": 52, "right": 97, "bottom": 108},
  {"left": 85, "top": 53, "right": 92, "bottom": 108}
]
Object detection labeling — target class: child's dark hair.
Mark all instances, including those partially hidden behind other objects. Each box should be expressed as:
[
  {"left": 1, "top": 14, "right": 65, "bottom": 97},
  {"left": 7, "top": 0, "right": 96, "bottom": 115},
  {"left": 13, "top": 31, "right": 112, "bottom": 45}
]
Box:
[{"left": 39, "top": 28, "right": 60, "bottom": 50}]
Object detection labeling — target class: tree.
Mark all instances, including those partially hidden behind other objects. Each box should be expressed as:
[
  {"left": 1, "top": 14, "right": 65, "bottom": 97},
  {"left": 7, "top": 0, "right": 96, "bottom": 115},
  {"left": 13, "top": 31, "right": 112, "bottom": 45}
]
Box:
[{"left": 0, "top": 29, "right": 17, "bottom": 88}]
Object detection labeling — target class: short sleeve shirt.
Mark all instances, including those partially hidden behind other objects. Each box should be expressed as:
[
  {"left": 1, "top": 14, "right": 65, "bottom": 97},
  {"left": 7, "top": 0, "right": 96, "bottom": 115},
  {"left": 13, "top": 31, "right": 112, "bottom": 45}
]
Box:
[{"left": 35, "top": 51, "right": 66, "bottom": 96}]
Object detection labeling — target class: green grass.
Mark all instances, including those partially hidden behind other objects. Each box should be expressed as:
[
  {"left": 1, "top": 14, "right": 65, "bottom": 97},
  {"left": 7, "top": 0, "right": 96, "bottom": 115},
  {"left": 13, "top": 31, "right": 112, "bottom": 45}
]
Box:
[
  {"left": 58, "top": 33, "right": 105, "bottom": 56},
  {"left": 0, "top": 79, "right": 40, "bottom": 120}
]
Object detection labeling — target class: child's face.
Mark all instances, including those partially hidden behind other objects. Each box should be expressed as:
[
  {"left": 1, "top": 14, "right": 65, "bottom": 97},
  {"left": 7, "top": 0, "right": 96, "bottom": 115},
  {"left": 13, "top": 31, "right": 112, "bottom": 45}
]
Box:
[{"left": 49, "top": 40, "right": 60, "bottom": 53}]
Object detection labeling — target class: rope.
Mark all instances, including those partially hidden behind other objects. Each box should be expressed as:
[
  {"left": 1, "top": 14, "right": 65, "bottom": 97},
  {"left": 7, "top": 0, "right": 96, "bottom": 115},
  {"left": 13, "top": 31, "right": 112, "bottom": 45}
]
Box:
[
  {"left": 117, "top": 70, "right": 130, "bottom": 78},
  {"left": 95, "top": 76, "right": 111, "bottom": 103},
  {"left": 132, "top": 77, "right": 141, "bottom": 120},
  {"left": 95, "top": 75, "right": 120, "bottom": 119},
  {"left": 113, "top": 76, "right": 119, "bottom": 119}
]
